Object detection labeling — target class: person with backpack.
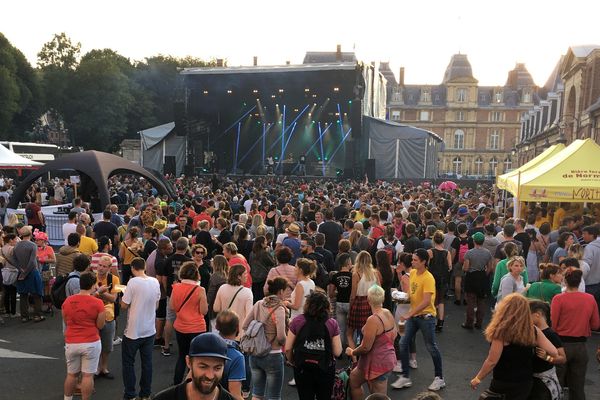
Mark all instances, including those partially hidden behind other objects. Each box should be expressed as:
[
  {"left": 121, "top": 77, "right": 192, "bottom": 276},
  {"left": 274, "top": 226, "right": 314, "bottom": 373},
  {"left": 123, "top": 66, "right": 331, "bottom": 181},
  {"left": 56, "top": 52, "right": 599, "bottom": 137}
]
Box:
[
  {"left": 450, "top": 223, "right": 471, "bottom": 306},
  {"left": 170, "top": 261, "right": 208, "bottom": 385},
  {"left": 461, "top": 232, "right": 493, "bottom": 330},
  {"left": 9, "top": 227, "right": 44, "bottom": 322},
  {"left": 376, "top": 225, "right": 403, "bottom": 267},
  {"left": 427, "top": 231, "right": 452, "bottom": 332},
  {"left": 346, "top": 285, "right": 397, "bottom": 400},
  {"left": 241, "top": 277, "right": 288, "bottom": 400},
  {"left": 216, "top": 310, "right": 247, "bottom": 400},
  {"left": 285, "top": 291, "right": 342, "bottom": 400},
  {"left": 249, "top": 236, "right": 276, "bottom": 302},
  {"left": 94, "top": 255, "right": 120, "bottom": 380}
]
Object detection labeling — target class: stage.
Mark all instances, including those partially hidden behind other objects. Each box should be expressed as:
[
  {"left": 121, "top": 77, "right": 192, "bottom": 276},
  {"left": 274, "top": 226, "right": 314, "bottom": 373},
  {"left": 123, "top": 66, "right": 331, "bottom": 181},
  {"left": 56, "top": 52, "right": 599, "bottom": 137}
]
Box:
[{"left": 179, "top": 61, "right": 387, "bottom": 178}]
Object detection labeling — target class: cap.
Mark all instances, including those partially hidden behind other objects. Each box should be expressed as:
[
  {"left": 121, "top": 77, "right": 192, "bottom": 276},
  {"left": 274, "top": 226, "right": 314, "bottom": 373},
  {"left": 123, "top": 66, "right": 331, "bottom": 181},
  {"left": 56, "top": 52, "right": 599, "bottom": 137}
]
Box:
[
  {"left": 472, "top": 232, "right": 485, "bottom": 243},
  {"left": 457, "top": 207, "right": 468, "bottom": 216},
  {"left": 188, "top": 332, "right": 230, "bottom": 360}
]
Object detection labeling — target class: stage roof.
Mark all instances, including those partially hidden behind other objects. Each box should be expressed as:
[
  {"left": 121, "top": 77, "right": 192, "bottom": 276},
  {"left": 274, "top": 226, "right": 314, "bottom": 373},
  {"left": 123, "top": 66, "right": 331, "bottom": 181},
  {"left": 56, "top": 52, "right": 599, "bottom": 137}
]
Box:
[{"left": 181, "top": 62, "right": 357, "bottom": 76}]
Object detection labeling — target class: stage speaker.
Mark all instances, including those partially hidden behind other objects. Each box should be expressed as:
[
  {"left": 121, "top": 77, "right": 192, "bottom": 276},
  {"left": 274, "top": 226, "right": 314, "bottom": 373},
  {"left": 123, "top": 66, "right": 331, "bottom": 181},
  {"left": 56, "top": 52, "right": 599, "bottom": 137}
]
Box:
[
  {"left": 350, "top": 100, "right": 362, "bottom": 138},
  {"left": 174, "top": 101, "right": 186, "bottom": 136},
  {"left": 364, "top": 159, "right": 376, "bottom": 181},
  {"left": 164, "top": 156, "right": 177, "bottom": 176},
  {"left": 343, "top": 168, "right": 355, "bottom": 180}
]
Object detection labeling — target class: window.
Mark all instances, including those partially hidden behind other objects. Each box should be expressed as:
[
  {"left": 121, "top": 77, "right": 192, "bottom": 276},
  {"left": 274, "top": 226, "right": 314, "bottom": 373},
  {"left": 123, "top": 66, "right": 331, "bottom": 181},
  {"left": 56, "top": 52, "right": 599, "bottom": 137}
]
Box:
[
  {"left": 457, "top": 88, "right": 467, "bottom": 102},
  {"left": 453, "top": 157, "right": 462, "bottom": 175},
  {"left": 491, "top": 111, "right": 503, "bottom": 122},
  {"left": 495, "top": 92, "right": 503, "bottom": 103},
  {"left": 434, "top": 94, "right": 440, "bottom": 102},
  {"left": 456, "top": 111, "right": 465, "bottom": 121},
  {"left": 474, "top": 157, "right": 483, "bottom": 176},
  {"left": 490, "top": 130, "right": 500, "bottom": 150},
  {"left": 489, "top": 157, "right": 498, "bottom": 176},
  {"left": 453, "top": 129, "right": 465, "bottom": 149},
  {"left": 421, "top": 89, "right": 431, "bottom": 103},
  {"left": 503, "top": 157, "right": 512, "bottom": 172},
  {"left": 391, "top": 110, "right": 401, "bottom": 121},
  {"left": 420, "top": 110, "right": 430, "bottom": 121},
  {"left": 522, "top": 90, "right": 531, "bottom": 103}
]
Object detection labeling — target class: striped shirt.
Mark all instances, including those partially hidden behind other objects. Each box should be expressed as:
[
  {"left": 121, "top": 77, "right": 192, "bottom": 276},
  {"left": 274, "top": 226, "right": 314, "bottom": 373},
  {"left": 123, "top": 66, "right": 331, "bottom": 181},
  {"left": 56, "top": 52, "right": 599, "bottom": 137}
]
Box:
[{"left": 90, "top": 252, "right": 119, "bottom": 274}]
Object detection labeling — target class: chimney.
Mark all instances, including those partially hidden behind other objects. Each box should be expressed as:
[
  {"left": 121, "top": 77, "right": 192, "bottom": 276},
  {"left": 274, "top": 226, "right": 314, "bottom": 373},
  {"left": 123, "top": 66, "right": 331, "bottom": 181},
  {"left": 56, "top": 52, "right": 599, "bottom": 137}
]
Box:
[
  {"left": 336, "top": 44, "right": 342, "bottom": 61},
  {"left": 216, "top": 58, "right": 224, "bottom": 67},
  {"left": 399, "top": 67, "right": 405, "bottom": 86},
  {"left": 253, "top": 56, "right": 258, "bottom": 66}
]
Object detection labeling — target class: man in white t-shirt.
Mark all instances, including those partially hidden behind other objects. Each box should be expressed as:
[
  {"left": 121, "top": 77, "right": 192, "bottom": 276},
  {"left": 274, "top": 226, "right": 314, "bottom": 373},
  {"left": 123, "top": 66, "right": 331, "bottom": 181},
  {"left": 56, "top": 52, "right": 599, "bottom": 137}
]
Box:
[
  {"left": 120, "top": 257, "right": 161, "bottom": 400},
  {"left": 62, "top": 211, "right": 78, "bottom": 246}
]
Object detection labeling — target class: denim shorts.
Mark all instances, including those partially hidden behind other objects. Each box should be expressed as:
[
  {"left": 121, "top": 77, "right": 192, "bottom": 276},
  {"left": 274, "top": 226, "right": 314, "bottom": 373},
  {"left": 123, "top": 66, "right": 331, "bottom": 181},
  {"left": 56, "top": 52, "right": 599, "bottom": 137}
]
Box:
[{"left": 374, "top": 371, "right": 391, "bottom": 381}]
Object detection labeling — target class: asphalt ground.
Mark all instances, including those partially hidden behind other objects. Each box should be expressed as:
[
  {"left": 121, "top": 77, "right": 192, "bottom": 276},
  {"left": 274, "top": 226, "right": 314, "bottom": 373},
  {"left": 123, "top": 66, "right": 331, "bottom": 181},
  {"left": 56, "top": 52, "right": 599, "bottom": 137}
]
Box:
[{"left": 0, "top": 300, "right": 598, "bottom": 400}]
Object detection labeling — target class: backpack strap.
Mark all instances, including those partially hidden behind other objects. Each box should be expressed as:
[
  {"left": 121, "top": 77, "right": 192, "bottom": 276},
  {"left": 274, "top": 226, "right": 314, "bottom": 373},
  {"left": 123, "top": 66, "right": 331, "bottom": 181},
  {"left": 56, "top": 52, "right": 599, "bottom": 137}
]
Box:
[{"left": 227, "top": 286, "right": 244, "bottom": 309}]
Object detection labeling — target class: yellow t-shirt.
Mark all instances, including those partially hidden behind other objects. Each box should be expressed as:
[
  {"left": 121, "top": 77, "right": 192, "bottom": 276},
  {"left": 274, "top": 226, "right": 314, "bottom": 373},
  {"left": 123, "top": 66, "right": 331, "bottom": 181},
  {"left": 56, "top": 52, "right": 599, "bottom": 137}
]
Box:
[
  {"left": 78, "top": 235, "right": 98, "bottom": 256},
  {"left": 354, "top": 211, "right": 365, "bottom": 222},
  {"left": 552, "top": 208, "right": 565, "bottom": 230},
  {"left": 96, "top": 273, "right": 120, "bottom": 322},
  {"left": 409, "top": 269, "right": 437, "bottom": 317}
]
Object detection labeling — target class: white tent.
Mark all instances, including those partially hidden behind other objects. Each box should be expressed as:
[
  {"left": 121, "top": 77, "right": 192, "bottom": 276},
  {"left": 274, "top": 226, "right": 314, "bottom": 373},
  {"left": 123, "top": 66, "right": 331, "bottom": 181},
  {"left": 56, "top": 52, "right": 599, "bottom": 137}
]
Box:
[{"left": 0, "top": 144, "right": 42, "bottom": 169}]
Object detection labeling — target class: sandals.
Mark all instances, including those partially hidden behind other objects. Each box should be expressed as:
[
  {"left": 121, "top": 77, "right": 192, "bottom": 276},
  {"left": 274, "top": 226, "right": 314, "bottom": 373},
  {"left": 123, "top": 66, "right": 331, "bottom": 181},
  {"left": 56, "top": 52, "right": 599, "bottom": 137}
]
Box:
[{"left": 33, "top": 316, "right": 46, "bottom": 323}]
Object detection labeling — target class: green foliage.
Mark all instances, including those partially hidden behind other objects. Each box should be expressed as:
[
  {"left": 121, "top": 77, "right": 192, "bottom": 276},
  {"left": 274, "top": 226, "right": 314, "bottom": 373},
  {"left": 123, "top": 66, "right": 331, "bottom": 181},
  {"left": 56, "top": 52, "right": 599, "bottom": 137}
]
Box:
[
  {"left": 0, "top": 33, "right": 44, "bottom": 139},
  {"left": 37, "top": 32, "right": 81, "bottom": 69}
]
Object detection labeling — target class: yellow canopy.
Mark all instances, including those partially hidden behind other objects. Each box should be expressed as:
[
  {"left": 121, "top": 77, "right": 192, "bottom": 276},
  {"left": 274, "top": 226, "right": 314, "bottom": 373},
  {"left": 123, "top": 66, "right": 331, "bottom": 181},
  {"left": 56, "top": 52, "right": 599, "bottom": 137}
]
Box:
[
  {"left": 506, "top": 139, "right": 600, "bottom": 202},
  {"left": 497, "top": 143, "right": 565, "bottom": 191}
]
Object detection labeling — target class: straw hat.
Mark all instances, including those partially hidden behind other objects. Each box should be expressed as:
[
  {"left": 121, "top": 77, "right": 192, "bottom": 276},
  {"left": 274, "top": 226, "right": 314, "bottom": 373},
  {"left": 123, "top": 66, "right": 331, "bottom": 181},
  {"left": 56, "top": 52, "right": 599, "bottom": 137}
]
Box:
[
  {"left": 286, "top": 223, "right": 300, "bottom": 235},
  {"left": 153, "top": 219, "right": 167, "bottom": 233}
]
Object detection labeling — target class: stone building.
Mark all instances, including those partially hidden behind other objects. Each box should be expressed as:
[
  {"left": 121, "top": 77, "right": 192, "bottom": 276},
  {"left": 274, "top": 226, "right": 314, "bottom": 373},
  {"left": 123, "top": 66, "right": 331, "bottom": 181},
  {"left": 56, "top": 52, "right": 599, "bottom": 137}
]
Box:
[
  {"left": 387, "top": 54, "right": 538, "bottom": 178},
  {"left": 518, "top": 45, "right": 600, "bottom": 164}
]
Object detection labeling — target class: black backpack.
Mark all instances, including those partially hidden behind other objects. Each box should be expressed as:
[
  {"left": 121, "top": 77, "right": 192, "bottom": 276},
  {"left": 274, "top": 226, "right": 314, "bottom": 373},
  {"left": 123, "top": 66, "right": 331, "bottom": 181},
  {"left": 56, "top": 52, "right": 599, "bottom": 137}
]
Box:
[
  {"left": 25, "top": 204, "right": 35, "bottom": 219},
  {"left": 293, "top": 317, "right": 333, "bottom": 372},
  {"left": 50, "top": 274, "right": 79, "bottom": 309}
]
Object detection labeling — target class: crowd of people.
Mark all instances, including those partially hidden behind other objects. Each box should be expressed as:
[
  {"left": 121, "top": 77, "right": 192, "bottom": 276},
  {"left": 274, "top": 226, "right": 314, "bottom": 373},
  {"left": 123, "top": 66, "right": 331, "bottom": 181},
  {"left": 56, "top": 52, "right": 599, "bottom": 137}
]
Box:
[{"left": 0, "top": 174, "right": 599, "bottom": 400}]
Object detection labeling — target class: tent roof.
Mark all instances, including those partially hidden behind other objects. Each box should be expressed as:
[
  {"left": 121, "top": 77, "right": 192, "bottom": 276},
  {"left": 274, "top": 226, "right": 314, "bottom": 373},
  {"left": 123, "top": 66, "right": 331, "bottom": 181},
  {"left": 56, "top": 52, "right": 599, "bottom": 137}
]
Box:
[
  {"left": 497, "top": 143, "right": 565, "bottom": 191},
  {"left": 140, "top": 122, "right": 175, "bottom": 150},
  {"left": 0, "top": 144, "right": 42, "bottom": 168},
  {"left": 8, "top": 151, "right": 172, "bottom": 210},
  {"left": 363, "top": 116, "right": 443, "bottom": 142},
  {"left": 507, "top": 139, "right": 600, "bottom": 202}
]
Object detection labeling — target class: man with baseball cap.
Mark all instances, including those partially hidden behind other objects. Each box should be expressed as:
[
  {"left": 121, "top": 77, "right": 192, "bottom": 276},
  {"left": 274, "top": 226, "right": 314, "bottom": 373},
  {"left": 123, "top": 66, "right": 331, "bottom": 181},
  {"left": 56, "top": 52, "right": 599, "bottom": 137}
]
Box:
[
  {"left": 153, "top": 332, "right": 235, "bottom": 400},
  {"left": 461, "top": 232, "right": 493, "bottom": 330}
]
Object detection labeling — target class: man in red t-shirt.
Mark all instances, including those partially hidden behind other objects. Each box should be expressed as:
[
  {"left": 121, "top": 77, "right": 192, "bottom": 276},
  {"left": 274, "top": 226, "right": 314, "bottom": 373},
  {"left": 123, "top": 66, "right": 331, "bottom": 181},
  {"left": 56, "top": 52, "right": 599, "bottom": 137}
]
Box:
[
  {"left": 62, "top": 271, "right": 106, "bottom": 400},
  {"left": 26, "top": 199, "right": 45, "bottom": 233},
  {"left": 223, "top": 242, "right": 252, "bottom": 288}
]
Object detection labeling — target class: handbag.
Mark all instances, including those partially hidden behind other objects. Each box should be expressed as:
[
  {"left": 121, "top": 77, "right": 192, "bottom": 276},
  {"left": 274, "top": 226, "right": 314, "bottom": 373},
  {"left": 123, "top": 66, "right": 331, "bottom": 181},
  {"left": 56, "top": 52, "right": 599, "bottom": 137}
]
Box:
[
  {"left": 479, "top": 389, "right": 505, "bottom": 400},
  {"left": 2, "top": 267, "right": 19, "bottom": 286},
  {"left": 176, "top": 285, "right": 199, "bottom": 313}
]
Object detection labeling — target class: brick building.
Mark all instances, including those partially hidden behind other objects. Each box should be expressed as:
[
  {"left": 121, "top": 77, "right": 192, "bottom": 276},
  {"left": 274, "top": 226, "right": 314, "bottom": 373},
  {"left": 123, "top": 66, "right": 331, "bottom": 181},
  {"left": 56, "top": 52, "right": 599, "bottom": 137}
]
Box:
[{"left": 387, "top": 54, "right": 538, "bottom": 178}]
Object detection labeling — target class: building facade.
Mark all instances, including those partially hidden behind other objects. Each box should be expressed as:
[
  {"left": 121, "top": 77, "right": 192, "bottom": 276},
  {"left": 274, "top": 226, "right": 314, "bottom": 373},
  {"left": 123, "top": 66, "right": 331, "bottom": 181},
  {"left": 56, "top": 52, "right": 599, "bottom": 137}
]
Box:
[
  {"left": 518, "top": 46, "right": 600, "bottom": 164},
  {"left": 387, "top": 54, "right": 538, "bottom": 178}
]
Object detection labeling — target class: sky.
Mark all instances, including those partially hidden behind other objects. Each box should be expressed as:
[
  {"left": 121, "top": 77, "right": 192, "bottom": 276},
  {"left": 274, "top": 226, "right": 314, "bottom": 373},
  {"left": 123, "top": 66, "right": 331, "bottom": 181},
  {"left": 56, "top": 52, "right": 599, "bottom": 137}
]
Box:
[{"left": 2, "top": 0, "right": 600, "bottom": 87}]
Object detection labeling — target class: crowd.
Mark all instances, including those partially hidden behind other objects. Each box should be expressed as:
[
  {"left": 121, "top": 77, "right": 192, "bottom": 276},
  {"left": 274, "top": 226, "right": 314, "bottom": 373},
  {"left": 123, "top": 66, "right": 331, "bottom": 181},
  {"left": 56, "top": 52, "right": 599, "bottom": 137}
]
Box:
[{"left": 0, "top": 174, "right": 599, "bottom": 400}]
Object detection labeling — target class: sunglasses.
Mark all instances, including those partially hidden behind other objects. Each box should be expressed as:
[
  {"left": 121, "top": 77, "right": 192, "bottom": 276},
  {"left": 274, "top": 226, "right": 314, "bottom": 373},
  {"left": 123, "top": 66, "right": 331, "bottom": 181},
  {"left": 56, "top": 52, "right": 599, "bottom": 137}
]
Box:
[{"left": 195, "top": 251, "right": 205, "bottom": 255}]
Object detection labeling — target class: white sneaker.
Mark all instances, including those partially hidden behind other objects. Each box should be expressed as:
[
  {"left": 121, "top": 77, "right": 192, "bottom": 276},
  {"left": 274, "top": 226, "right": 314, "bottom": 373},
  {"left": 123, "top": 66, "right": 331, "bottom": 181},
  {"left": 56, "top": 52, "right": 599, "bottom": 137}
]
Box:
[
  {"left": 390, "top": 376, "right": 412, "bottom": 389},
  {"left": 113, "top": 337, "right": 122, "bottom": 346},
  {"left": 392, "top": 361, "right": 403, "bottom": 373},
  {"left": 288, "top": 378, "right": 296, "bottom": 386},
  {"left": 428, "top": 376, "right": 446, "bottom": 391},
  {"left": 409, "top": 359, "right": 418, "bottom": 369}
]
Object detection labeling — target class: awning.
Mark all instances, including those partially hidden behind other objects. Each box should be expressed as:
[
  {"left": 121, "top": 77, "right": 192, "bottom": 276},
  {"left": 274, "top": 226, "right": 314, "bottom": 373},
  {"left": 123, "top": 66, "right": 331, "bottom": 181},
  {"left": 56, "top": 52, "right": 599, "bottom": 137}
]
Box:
[{"left": 139, "top": 122, "right": 175, "bottom": 150}]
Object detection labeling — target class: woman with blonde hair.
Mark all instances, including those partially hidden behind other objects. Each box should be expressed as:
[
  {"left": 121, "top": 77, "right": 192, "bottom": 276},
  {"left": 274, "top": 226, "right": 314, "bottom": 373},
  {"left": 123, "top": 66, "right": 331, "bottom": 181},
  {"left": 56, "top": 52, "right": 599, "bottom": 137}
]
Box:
[
  {"left": 249, "top": 214, "right": 264, "bottom": 238},
  {"left": 285, "top": 258, "right": 316, "bottom": 321},
  {"left": 470, "top": 293, "right": 558, "bottom": 399},
  {"left": 347, "top": 251, "right": 380, "bottom": 349},
  {"left": 346, "top": 285, "right": 397, "bottom": 399},
  {"left": 497, "top": 256, "right": 529, "bottom": 302},
  {"left": 567, "top": 243, "right": 591, "bottom": 280}
]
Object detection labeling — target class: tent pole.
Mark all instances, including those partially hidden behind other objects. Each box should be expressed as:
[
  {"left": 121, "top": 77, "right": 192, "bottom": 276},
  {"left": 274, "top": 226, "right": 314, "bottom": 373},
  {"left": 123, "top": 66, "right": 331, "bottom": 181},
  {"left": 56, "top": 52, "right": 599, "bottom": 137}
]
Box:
[
  {"left": 395, "top": 139, "right": 399, "bottom": 179},
  {"left": 515, "top": 171, "right": 521, "bottom": 219}
]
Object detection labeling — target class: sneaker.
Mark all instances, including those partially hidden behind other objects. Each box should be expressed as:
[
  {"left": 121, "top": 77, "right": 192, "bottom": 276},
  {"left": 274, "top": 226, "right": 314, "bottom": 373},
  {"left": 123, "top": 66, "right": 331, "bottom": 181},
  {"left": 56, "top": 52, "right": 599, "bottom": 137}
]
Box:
[
  {"left": 113, "top": 337, "right": 122, "bottom": 346},
  {"left": 1, "top": 313, "right": 9, "bottom": 318},
  {"left": 392, "top": 361, "right": 403, "bottom": 373},
  {"left": 409, "top": 359, "right": 418, "bottom": 369},
  {"left": 161, "top": 347, "right": 171, "bottom": 356},
  {"left": 428, "top": 376, "right": 446, "bottom": 391},
  {"left": 390, "top": 376, "right": 412, "bottom": 389},
  {"left": 242, "top": 391, "right": 251, "bottom": 399},
  {"left": 288, "top": 378, "right": 296, "bottom": 386}
]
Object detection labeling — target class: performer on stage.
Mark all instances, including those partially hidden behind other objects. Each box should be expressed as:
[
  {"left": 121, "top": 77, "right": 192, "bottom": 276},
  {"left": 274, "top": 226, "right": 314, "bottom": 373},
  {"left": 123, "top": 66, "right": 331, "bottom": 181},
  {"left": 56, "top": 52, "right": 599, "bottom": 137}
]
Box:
[{"left": 298, "top": 154, "right": 306, "bottom": 176}]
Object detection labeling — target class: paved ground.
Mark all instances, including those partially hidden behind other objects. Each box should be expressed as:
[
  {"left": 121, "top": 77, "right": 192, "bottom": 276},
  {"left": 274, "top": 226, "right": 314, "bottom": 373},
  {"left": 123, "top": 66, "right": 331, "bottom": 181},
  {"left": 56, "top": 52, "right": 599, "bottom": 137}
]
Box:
[{"left": 0, "top": 301, "right": 599, "bottom": 399}]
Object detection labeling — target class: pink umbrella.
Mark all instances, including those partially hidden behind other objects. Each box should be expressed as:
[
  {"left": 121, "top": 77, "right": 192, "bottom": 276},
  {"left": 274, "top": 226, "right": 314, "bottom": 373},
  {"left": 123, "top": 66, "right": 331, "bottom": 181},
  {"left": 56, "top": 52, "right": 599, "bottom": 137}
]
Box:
[{"left": 438, "top": 181, "right": 458, "bottom": 192}]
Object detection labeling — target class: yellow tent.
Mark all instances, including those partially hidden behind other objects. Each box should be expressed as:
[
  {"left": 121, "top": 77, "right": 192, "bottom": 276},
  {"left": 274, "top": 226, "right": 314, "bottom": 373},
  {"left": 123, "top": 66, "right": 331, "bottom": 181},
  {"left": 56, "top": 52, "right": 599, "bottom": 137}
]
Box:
[
  {"left": 506, "top": 139, "right": 600, "bottom": 203},
  {"left": 497, "top": 143, "right": 565, "bottom": 192}
]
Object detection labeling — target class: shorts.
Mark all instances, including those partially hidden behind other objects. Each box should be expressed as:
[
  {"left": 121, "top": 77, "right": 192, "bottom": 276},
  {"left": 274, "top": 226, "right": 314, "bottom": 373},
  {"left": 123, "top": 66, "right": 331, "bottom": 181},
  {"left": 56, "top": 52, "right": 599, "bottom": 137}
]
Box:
[
  {"left": 166, "top": 297, "right": 176, "bottom": 322},
  {"left": 374, "top": 371, "right": 391, "bottom": 381},
  {"left": 65, "top": 340, "right": 101, "bottom": 374},
  {"left": 434, "top": 280, "right": 446, "bottom": 305},
  {"left": 452, "top": 262, "right": 465, "bottom": 278},
  {"left": 156, "top": 298, "right": 167, "bottom": 320},
  {"left": 99, "top": 320, "right": 115, "bottom": 353}
]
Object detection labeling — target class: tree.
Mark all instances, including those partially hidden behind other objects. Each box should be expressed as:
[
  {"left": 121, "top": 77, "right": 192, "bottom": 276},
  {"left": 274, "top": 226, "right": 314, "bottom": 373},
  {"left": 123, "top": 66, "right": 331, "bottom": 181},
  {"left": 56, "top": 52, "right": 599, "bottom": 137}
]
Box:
[
  {"left": 64, "top": 49, "right": 133, "bottom": 151},
  {"left": 0, "top": 33, "right": 43, "bottom": 139},
  {"left": 37, "top": 33, "right": 80, "bottom": 120}
]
